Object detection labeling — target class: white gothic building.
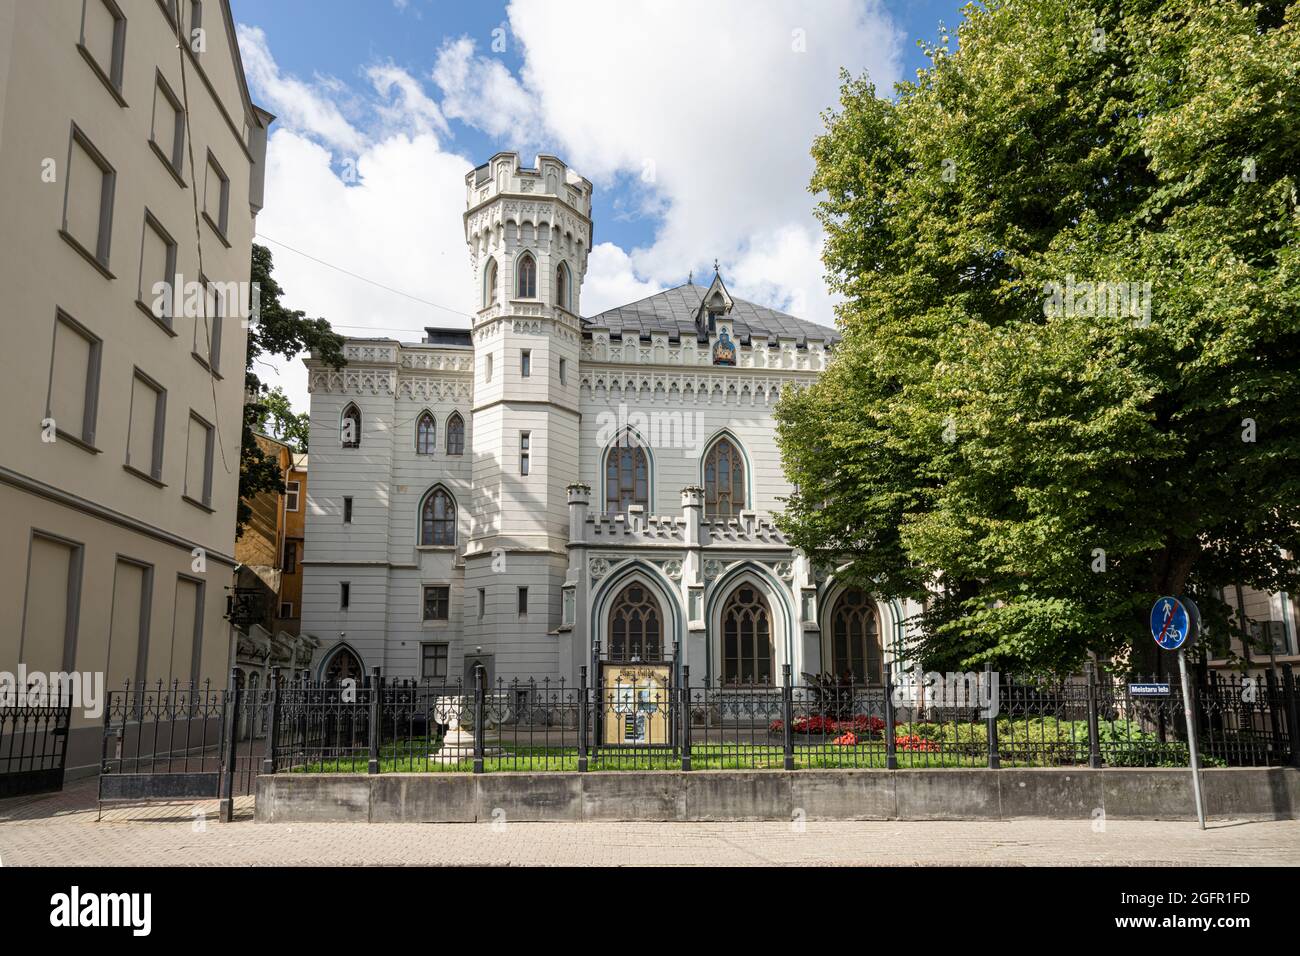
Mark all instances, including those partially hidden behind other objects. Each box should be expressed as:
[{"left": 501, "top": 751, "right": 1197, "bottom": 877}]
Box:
[{"left": 299, "top": 152, "right": 921, "bottom": 689}]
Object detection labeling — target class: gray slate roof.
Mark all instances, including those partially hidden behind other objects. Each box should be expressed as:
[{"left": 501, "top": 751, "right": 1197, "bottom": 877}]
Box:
[{"left": 583, "top": 283, "right": 838, "bottom": 348}]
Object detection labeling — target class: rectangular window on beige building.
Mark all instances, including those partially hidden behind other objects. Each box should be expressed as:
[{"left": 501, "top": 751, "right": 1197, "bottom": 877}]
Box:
[
  {"left": 192, "top": 277, "right": 224, "bottom": 371},
  {"left": 126, "top": 369, "right": 166, "bottom": 482},
  {"left": 108, "top": 558, "right": 152, "bottom": 692},
  {"left": 47, "top": 310, "right": 102, "bottom": 449},
  {"left": 171, "top": 575, "right": 203, "bottom": 685},
  {"left": 78, "top": 0, "right": 126, "bottom": 103},
  {"left": 18, "top": 532, "right": 84, "bottom": 675},
  {"left": 150, "top": 72, "right": 185, "bottom": 178},
  {"left": 184, "top": 412, "right": 214, "bottom": 507},
  {"left": 138, "top": 210, "right": 178, "bottom": 326},
  {"left": 203, "top": 151, "right": 230, "bottom": 239},
  {"left": 62, "top": 124, "right": 116, "bottom": 273}
]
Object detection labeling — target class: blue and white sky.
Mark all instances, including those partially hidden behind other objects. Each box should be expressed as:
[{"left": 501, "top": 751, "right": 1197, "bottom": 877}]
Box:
[{"left": 230, "top": 0, "right": 969, "bottom": 409}]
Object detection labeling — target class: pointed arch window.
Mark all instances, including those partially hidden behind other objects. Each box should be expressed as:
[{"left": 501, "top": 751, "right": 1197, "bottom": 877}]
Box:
[
  {"left": 416, "top": 412, "right": 436, "bottom": 455},
  {"left": 703, "top": 436, "right": 745, "bottom": 518},
  {"left": 419, "top": 486, "right": 456, "bottom": 547},
  {"left": 608, "top": 582, "right": 663, "bottom": 663},
  {"left": 483, "top": 257, "right": 498, "bottom": 308},
  {"left": 323, "top": 645, "right": 363, "bottom": 684},
  {"left": 445, "top": 412, "right": 465, "bottom": 456},
  {"left": 340, "top": 403, "right": 361, "bottom": 448},
  {"left": 721, "top": 585, "right": 773, "bottom": 685},
  {"left": 516, "top": 252, "right": 537, "bottom": 299},
  {"left": 555, "top": 262, "right": 570, "bottom": 311},
  {"left": 604, "top": 434, "right": 649, "bottom": 516},
  {"left": 830, "top": 589, "right": 882, "bottom": 685}
]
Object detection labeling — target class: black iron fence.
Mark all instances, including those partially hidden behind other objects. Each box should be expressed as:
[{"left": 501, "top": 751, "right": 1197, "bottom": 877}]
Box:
[
  {"left": 0, "top": 691, "right": 70, "bottom": 798},
  {"left": 93, "top": 662, "right": 1300, "bottom": 791}
]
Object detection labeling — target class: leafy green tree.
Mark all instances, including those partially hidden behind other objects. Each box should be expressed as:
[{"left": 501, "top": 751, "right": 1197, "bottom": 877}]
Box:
[
  {"left": 239, "top": 244, "right": 345, "bottom": 535},
  {"left": 777, "top": 0, "right": 1300, "bottom": 672},
  {"left": 253, "top": 385, "right": 311, "bottom": 451}
]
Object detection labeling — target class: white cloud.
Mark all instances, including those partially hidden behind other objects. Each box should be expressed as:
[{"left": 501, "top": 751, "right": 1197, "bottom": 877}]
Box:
[
  {"left": 431, "top": 36, "right": 541, "bottom": 142},
  {"left": 253, "top": 128, "right": 475, "bottom": 412},
  {"left": 367, "top": 63, "right": 450, "bottom": 138},
  {"left": 236, "top": 25, "right": 368, "bottom": 155},
  {"left": 503, "top": 0, "right": 901, "bottom": 322},
  {"left": 581, "top": 243, "right": 665, "bottom": 316}
]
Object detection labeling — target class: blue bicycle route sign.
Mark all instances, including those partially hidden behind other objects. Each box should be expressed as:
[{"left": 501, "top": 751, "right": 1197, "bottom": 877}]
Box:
[{"left": 1149, "top": 596, "right": 1194, "bottom": 651}]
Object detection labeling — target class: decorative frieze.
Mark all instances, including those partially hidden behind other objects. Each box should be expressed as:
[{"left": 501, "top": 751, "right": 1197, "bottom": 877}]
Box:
[
  {"left": 308, "top": 367, "right": 397, "bottom": 396},
  {"left": 579, "top": 371, "right": 798, "bottom": 406},
  {"left": 397, "top": 378, "right": 473, "bottom": 403},
  {"left": 400, "top": 352, "right": 473, "bottom": 373}
]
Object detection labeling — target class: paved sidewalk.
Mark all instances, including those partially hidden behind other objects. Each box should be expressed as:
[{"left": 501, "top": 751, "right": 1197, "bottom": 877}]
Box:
[{"left": 1, "top": 778, "right": 1297, "bottom": 866}]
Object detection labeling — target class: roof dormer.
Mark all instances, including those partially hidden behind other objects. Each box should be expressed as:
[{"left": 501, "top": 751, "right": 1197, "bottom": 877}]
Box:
[{"left": 696, "top": 264, "right": 734, "bottom": 336}]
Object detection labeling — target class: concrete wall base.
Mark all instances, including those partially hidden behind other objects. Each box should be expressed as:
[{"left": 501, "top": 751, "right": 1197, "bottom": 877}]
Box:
[{"left": 255, "top": 767, "right": 1300, "bottom": 824}]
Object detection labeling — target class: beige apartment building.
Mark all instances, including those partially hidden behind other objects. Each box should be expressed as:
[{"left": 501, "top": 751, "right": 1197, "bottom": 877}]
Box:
[{"left": 0, "top": 0, "right": 270, "bottom": 772}]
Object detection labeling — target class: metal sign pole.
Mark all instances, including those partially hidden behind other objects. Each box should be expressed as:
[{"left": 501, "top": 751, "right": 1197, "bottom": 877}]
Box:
[{"left": 1176, "top": 647, "right": 1206, "bottom": 830}]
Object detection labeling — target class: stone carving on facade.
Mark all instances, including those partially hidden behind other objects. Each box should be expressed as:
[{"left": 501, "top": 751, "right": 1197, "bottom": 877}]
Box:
[
  {"left": 703, "top": 558, "right": 723, "bottom": 581},
  {"left": 308, "top": 368, "right": 397, "bottom": 396},
  {"left": 589, "top": 557, "right": 610, "bottom": 581},
  {"left": 662, "top": 559, "right": 683, "bottom": 581},
  {"left": 344, "top": 344, "right": 396, "bottom": 364}
]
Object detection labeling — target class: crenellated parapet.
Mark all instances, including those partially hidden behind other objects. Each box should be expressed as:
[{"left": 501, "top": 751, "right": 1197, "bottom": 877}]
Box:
[
  {"left": 465, "top": 152, "right": 593, "bottom": 328},
  {"left": 704, "top": 514, "right": 787, "bottom": 546},
  {"left": 567, "top": 489, "right": 789, "bottom": 552}
]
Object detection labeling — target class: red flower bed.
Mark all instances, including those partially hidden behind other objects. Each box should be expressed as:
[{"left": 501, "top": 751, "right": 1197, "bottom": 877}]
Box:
[
  {"left": 769, "top": 715, "right": 886, "bottom": 736},
  {"left": 895, "top": 733, "right": 941, "bottom": 752}
]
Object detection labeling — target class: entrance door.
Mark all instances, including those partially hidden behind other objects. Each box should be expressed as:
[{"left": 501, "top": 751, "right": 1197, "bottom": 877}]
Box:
[{"left": 464, "top": 653, "right": 494, "bottom": 690}]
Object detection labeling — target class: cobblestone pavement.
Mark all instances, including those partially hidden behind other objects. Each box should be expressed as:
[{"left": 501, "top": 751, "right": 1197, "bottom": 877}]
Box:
[{"left": 1, "top": 778, "right": 1297, "bottom": 866}]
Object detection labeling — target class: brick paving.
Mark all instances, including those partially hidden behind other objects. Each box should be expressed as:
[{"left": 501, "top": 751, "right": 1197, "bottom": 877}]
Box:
[{"left": 1, "top": 777, "right": 1297, "bottom": 866}]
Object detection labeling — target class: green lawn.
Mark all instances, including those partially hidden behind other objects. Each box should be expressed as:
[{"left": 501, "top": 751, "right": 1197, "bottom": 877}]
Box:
[{"left": 286, "top": 735, "right": 1218, "bottom": 773}]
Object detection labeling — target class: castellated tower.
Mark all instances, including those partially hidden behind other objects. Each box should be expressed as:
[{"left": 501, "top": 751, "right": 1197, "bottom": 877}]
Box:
[{"left": 461, "top": 153, "right": 592, "bottom": 682}]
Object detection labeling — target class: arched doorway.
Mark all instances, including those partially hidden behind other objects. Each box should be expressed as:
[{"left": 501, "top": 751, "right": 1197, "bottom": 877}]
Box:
[
  {"left": 322, "top": 645, "right": 363, "bottom": 684},
  {"left": 829, "top": 589, "right": 882, "bottom": 684},
  {"left": 607, "top": 582, "right": 663, "bottom": 662},
  {"left": 721, "top": 585, "right": 773, "bottom": 685}
]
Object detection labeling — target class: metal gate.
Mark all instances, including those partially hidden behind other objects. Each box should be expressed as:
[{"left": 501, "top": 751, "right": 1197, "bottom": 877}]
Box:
[
  {"left": 97, "top": 675, "right": 268, "bottom": 818},
  {"left": 0, "top": 698, "right": 71, "bottom": 798}
]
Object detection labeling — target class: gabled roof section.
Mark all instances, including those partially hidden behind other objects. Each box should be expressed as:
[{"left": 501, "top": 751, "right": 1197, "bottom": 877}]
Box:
[
  {"left": 584, "top": 283, "right": 838, "bottom": 349},
  {"left": 695, "top": 270, "right": 735, "bottom": 333}
]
